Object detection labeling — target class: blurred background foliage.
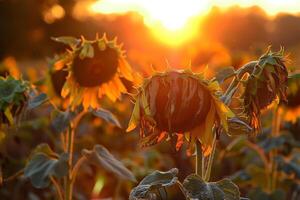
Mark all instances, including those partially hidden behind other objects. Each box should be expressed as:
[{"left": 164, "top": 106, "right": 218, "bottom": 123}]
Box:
[{"left": 0, "top": 0, "right": 300, "bottom": 199}]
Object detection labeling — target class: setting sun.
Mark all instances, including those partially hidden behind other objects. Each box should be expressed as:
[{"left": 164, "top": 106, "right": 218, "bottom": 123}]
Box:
[
  {"left": 90, "top": 0, "right": 210, "bottom": 46},
  {"left": 90, "top": 0, "right": 300, "bottom": 47}
]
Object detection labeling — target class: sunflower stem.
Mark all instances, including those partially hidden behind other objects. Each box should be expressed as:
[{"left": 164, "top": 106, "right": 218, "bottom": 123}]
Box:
[
  {"left": 176, "top": 180, "right": 189, "bottom": 199},
  {"left": 269, "top": 106, "right": 280, "bottom": 192},
  {"left": 65, "top": 110, "right": 85, "bottom": 200},
  {"left": 65, "top": 125, "right": 74, "bottom": 200},
  {"left": 204, "top": 133, "right": 217, "bottom": 182},
  {"left": 195, "top": 140, "right": 202, "bottom": 177},
  {"left": 50, "top": 176, "right": 64, "bottom": 200},
  {"left": 222, "top": 61, "right": 257, "bottom": 105}
]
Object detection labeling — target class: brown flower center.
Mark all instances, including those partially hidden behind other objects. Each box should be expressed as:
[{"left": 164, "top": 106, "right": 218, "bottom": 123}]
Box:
[
  {"left": 72, "top": 45, "right": 119, "bottom": 87},
  {"left": 146, "top": 72, "right": 211, "bottom": 133}
]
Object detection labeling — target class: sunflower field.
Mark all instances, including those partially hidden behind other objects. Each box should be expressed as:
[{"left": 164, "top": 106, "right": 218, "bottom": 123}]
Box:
[{"left": 1, "top": 1, "right": 300, "bottom": 200}]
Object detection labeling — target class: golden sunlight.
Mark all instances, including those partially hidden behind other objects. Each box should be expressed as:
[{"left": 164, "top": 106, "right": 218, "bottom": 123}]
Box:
[
  {"left": 90, "top": 0, "right": 300, "bottom": 46},
  {"left": 90, "top": 0, "right": 210, "bottom": 46}
]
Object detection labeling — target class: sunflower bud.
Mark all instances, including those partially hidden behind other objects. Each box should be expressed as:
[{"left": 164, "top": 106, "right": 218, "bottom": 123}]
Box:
[
  {"left": 242, "top": 49, "right": 288, "bottom": 133},
  {"left": 127, "top": 70, "right": 234, "bottom": 155},
  {"left": 0, "top": 76, "right": 29, "bottom": 125}
]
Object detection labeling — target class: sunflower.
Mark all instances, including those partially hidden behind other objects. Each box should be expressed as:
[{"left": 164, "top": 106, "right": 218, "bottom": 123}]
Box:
[
  {"left": 127, "top": 69, "right": 234, "bottom": 156},
  {"left": 240, "top": 48, "right": 288, "bottom": 133},
  {"left": 52, "top": 34, "right": 136, "bottom": 110},
  {"left": 0, "top": 76, "right": 29, "bottom": 126}
]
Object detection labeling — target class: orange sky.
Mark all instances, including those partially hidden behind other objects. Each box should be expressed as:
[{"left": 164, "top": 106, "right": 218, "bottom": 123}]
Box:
[{"left": 89, "top": 0, "right": 300, "bottom": 46}]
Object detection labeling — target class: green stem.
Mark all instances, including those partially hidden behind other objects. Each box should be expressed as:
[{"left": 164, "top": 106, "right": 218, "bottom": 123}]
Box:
[
  {"left": 269, "top": 106, "right": 280, "bottom": 192},
  {"left": 195, "top": 140, "right": 202, "bottom": 177},
  {"left": 65, "top": 125, "right": 74, "bottom": 200},
  {"left": 222, "top": 61, "right": 257, "bottom": 105},
  {"left": 64, "top": 110, "right": 86, "bottom": 200},
  {"left": 50, "top": 176, "right": 64, "bottom": 200},
  {"left": 176, "top": 181, "right": 189, "bottom": 199},
  {"left": 204, "top": 134, "right": 217, "bottom": 182}
]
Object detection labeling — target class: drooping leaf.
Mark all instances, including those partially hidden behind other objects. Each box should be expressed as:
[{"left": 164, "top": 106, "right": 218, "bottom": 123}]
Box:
[
  {"left": 129, "top": 168, "right": 178, "bottom": 200},
  {"left": 51, "top": 109, "right": 77, "bottom": 133},
  {"left": 215, "top": 67, "right": 236, "bottom": 83},
  {"left": 51, "top": 36, "right": 80, "bottom": 49},
  {"left": 91, "top": 108, "right": 121, "bottom": 128},
  {"left": 229, "top": 170, "right": 251, "bottom": 183},
  {"left": 227, "top": 117, "right": 252, "bottom": 136},
  {"left": 82, "top": 144, "right": 136, "bottom": 182},
  {"left": 30, "top": 143, "right": 58, "bottom": 159},
  {"left": 183, "top": 174, "right": 240, "bottom": 200},
  {"left": 24, "top": 153, "right": 68, "bottom": 188},
  {"left": 259, "top": 136, "right": 286, "bottom": 153},
  {"left": 28, "top": 93, "right": 48, "bottom": 109},
  {"left": 275, "top": 155, "right": 300, "bottom": 178}
]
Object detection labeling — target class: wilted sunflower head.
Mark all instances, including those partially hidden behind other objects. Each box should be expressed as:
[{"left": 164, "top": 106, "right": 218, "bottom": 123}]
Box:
[
  {"left": 127, "top": 70, "right": 234, "bottom": 155},
  {"left": 0, "top": 76, "right": 29, "bottom": 125},
  {"left": 242, "top": 48, "right": 288, "bottom": 133},
  {"left": 52, "top": 34, "right": 136, "bottom": 110}
]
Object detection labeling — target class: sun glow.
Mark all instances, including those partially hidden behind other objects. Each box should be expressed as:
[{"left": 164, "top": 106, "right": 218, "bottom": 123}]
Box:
[
  {"left": 90, "top": 0, "right": 210, "bottom": 46},
  {"left": 89, "top": 0, "right": 300, "bottom": 46}
]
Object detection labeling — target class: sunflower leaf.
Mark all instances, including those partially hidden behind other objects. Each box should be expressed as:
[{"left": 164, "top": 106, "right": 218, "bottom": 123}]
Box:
[
  {"left": 51, "top": 109, "right": 77, "bottom": 134},
  {"left": 91, "top": 108, "right": 121, "bottom": 128},
  {"left": 129, "top": 168, "right": 178, "bottom": 200},
  {"left": 127, "top": 97, "right": 140, "bottom": 132},
  {"left": 28, "top": 93, "right": 48, "bottom": 109},
  {"left": 24, "top": 152, "right": 68, "bottom": 188},
  {"left": 82, "top": 144, "right": 136, "bottom": 182},
  {"left": 183, "top": 174, "right": 240, "bottom": 200},
  {"left": 51, "top": 36, "right": 80, "bottom": 49}
]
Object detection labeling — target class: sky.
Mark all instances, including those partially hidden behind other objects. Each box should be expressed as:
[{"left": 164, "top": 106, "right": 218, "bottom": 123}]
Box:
[{"left": 89, "top": 0, "right": 300, "bottom": 46}]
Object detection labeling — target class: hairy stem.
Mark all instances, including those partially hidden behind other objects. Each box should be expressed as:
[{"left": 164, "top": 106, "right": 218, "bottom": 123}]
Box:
[
  {"left": 65, "top": 110, "right": 86, "bottom": 200},
  {"left": 176, "top": 181, "right": 188, "bottom": 199},
  {"left": 65, "top": 125, "right": 74, "bottom": 200},
  {"left": 204, "top": 133, "right": 217, "bottom": 182},
  {"left": 270, "top": 106, "right": 280, "bottom": 192},
  {"left": 195, "top": 140, "right": 202, "bottom": 177},
  {"left": 50, "top": 176, "right": 64, "bottom": 200}
]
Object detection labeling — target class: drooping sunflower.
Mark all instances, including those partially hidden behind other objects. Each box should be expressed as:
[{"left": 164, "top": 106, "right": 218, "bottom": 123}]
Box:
[
  {"left": 52, "top": 34, "right": 137, "bottom": 110},
  {"left": 127, "top": 69, "right": 234, "bottom": 155},
  {"left": 0, "top": 76, "right": 29, "bottom": 126},
  {"left": 240, "top": 48, "right": 288, "bottom": 133}
]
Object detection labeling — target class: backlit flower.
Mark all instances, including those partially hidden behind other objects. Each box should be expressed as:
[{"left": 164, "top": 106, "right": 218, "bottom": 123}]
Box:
[
  {"left": 127, "top": 70, "right": 234, "bottom": 155},
  {"left": 53, "top": 34, "right": 136, "bottom": 110}
]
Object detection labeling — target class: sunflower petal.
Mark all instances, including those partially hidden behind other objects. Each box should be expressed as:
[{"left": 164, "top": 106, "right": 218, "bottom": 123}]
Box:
[
  {"left": 127, "top": 97, "right": 140, "bottom": 132},
  {"left": 118, "top": 58, "right": 133, "bottom": 81},
  {"left": 200, "top": 103, "right": 216, "bottom": 156}
]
